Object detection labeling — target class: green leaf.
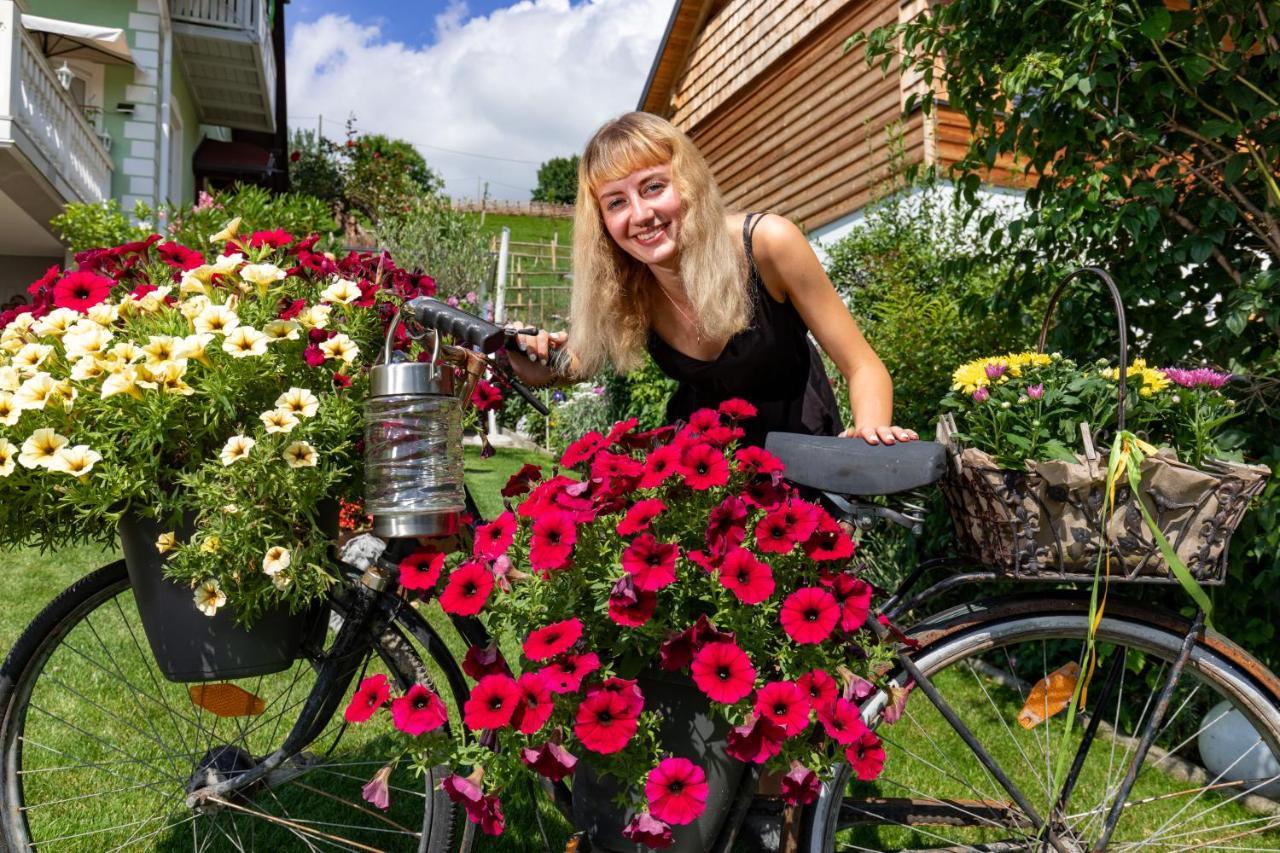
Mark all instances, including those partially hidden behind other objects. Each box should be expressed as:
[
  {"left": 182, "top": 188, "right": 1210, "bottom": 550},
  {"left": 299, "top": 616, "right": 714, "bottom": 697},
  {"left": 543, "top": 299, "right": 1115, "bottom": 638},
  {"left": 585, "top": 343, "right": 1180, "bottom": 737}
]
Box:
[
  {"left": 1043, "top": 440, "right": 1079, "bottom": 462},
  {"left": 1139, "top": 8, "right": 1172, "bottom": 40}
]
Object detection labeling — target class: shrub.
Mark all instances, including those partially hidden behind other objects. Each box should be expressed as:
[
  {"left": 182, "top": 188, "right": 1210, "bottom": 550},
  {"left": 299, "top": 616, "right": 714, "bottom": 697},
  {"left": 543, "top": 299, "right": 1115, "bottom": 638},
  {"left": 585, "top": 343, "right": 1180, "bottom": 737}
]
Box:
[
  {"left": 50, "top": 199, "right": 149, "bottom": 253},
  {"left": 604, "top": 355, "right": 679, "bottom": 432},
  {"left": 375, "top": 196, "right": 494, "bottom": 298},
  {"left": 162, "top": 184, "right": 339, "bottom": 251}
]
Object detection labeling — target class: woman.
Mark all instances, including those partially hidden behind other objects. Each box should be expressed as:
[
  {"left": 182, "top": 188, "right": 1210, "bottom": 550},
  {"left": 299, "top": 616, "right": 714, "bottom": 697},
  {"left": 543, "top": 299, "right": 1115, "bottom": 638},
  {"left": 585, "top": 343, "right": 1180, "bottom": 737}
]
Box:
[{"left": 508, "top": 111, "right": 917, "bottom": 448}]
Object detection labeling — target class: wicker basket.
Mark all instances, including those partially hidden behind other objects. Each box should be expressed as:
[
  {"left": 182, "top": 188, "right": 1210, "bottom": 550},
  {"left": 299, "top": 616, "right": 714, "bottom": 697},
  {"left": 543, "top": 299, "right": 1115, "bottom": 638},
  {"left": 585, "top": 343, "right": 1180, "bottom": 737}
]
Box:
[{"left": 939, "top": 268, "right": 1271, "bottom": 584}]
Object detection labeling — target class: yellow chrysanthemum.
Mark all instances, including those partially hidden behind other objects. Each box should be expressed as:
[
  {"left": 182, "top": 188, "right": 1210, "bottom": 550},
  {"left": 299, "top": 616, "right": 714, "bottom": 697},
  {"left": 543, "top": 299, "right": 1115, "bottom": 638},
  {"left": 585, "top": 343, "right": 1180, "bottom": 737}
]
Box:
[{"left": 1107, "top": 358, "right": 1171, "bottom": 397}]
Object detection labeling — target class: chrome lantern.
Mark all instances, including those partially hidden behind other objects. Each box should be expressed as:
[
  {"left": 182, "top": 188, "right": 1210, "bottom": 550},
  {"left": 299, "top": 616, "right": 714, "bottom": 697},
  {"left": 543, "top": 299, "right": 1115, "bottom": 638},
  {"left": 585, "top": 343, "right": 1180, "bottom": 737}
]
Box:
[{"left": 363, "top": 310, "right": 464, "bottom": 538}]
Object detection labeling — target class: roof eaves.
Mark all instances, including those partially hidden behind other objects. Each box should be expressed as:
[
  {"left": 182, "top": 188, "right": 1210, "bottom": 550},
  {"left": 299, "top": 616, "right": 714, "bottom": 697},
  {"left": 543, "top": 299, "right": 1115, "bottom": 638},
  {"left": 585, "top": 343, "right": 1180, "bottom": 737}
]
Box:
[{"left": 637, "top": 0, "right": 686, "bottom": 113}]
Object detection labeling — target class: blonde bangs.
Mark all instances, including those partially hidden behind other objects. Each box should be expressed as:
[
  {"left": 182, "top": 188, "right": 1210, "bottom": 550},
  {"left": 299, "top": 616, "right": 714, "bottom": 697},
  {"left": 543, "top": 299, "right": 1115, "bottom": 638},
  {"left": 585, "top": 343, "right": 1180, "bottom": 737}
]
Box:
[{"left": 580, "top": 124, "right": 673, "bottom": 196}]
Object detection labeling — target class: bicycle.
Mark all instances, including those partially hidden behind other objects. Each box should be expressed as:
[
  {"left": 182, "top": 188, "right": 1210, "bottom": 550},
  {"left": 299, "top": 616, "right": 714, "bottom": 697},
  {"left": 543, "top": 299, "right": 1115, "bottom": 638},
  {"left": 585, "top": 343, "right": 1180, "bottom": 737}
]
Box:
[{"left": 1, "top": 297, "right": 1277, "bottom": 851}]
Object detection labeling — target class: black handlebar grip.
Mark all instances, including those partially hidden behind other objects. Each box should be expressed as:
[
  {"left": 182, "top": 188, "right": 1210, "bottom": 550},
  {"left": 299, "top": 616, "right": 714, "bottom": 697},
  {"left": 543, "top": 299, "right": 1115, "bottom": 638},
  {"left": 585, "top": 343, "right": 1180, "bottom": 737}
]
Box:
[{"left": 406, "top": 296, "right": 507, "bottom": 353}]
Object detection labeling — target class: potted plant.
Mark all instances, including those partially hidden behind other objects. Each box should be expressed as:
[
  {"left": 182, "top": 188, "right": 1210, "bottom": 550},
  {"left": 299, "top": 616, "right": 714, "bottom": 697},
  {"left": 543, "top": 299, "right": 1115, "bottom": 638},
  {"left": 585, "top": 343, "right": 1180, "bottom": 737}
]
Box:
[
  {"left": 342, "top": 402, "right": 903, "bottom": 849},
  {"left": 0, "top": 217, "right": 447, "bottom": 680}
]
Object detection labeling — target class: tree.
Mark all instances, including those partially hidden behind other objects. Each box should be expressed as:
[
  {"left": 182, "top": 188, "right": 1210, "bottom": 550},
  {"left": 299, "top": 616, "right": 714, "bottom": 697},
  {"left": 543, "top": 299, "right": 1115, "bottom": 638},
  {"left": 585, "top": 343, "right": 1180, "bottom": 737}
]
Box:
[
  {"left": 532, "top": 155, "right": 580, "bottom": 204},
  {"left": 857, "top": 0, "right": 1279, "bottom": 658}
]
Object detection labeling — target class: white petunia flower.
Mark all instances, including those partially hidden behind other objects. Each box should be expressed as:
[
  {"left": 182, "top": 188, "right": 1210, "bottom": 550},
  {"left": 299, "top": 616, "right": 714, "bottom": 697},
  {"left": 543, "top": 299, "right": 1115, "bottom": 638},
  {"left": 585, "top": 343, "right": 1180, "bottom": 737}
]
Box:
[
  {"left": 260, "top": 408, "right": 299, "bottom": 434},
  {"left": 262, "top": 320, "right": 301, "bottom": 342},
  {"left": 155, "top": 531, "right": 176, "bottom": 554},
  {"left": 275, "top": 387, "right": 319, "bottom": 418},
  {"left": 11, "top": 344, "right": 53, "bottom": 376},
  {"left": 18, "top": 428, "right": 68, "bottom": 469},
  {"left": 320, "top": 277, "right": 361, "bottom": 305},
  {"left": 222, "top": 326, "right": 268, "bottom": 358},
  {"left": 101, "top": 366, "right": 144, "bottom": 400},
  {"left": 33, "top": 308, "right": 81, "bottom": 338},
  {"left": 193, "top": 578, "right": 226, "bottom": 617},
  {"left": 14, "top": 373, "right": 56, "bottom": 411},
  {"left": 175, "top": 333, "right": 215, "bottom": 367},
  {"left": 85, "top": 302, "right": 120, "bottom": 326},
  {"left": 69, "top": 356, "right": 105, "bottom": 382},
  {"left": 209, "top": 252, "right": 244, "bottom": 275},
  {"left": 209, "top": 217, "right": 242, "bottom": 244},
  {"left": 179, "top": 294, "right": 211, "bottom": 321},
  {"left": 219, "top": 434, "right": 255, "bottom": 466},
  {"left": 62, "top": 324, "right": 113, "bottom": 361},
  {"left": 319, "top": 334, "right": 359, "bottom": 364},
  {"left": 128, "top": 286, "right": 172, "bottom": 314},
  {"left": 296, "top": 304, "right": 331, "bottom": 330},
  {"left": 0, "top": 366, "right": 20, "bottom": 391},
  {"left": 240, "top": 263, "right": 287, "bottom": 291},
  {"left": 47, "top": 444, "right": 101, "bottom": 477},
  {"left": 271, "top": 571, "right": 292, "bottom": 591},
  {"left": 0, "top": 391, "right": 19, "bottom": 426},
  {"left": 194, "top": 305, "right": 240, "bottom": 336},
  {"left": 282, "top": 440, "right": 318, "bottom": 469},
  {"left": 0, "top": 438, "right": 16, "bottom": 476},
  {"left": 262, "top": 546, "right": 291, "bottom": 576},
  {"left": 145, "top": 359, "right": 194, "bottom": 396}
]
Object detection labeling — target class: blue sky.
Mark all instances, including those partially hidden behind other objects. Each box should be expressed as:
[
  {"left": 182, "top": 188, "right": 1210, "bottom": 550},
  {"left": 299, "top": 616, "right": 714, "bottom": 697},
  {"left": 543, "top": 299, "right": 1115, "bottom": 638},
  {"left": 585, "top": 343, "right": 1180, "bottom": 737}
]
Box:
[{"left": 284, "top": 0, "right": 671, "bottom": 200}]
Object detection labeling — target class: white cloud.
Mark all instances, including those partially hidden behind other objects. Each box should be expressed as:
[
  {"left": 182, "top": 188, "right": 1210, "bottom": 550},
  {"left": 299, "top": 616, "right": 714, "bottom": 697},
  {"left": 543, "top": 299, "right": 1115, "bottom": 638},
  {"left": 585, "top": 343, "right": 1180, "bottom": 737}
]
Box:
[{"left": 286, "top": 0, "right": 671, "bottom": 201}]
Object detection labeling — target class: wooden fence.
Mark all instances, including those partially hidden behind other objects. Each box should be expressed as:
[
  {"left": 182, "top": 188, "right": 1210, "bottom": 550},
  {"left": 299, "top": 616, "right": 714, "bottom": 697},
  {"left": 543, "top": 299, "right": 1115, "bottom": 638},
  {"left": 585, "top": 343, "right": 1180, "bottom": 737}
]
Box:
[{"left": 452, "top": 199, "right": 575, "bottom": 218}]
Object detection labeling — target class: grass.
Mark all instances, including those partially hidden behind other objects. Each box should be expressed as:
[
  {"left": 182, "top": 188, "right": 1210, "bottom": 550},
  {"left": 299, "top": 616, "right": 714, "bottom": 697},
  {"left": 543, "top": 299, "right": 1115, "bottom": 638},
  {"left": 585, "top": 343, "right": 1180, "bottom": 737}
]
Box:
[{"left": 464, "top": 213, "right": 572, "bottom": 247}]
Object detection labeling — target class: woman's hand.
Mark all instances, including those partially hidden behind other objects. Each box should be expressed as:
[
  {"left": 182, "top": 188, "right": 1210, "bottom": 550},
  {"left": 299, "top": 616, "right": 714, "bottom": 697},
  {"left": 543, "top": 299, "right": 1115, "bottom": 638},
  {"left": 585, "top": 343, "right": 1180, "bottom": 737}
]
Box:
[
  {"left": 504, "top": 322, "right": 568, "bottom": 386},
  {"left": 841, "top": 425, "right": 919, "bottom": 445}
]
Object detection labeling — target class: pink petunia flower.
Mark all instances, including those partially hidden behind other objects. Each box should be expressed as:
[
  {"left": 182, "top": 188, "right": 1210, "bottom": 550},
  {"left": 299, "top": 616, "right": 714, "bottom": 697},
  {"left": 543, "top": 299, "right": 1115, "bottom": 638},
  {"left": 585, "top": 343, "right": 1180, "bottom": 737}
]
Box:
[
  {"left": 645, "top": 757, "right": 708, "bottom": 826},
  {"left": 638, "top": 443, "right": 683, "bottom": 489},
  {"left": 523, "top": 618, "right": 583, "bottom": 662},
  {"left": 344, "top": 673, "right": 390, "bottom": 723},
  {"left": 623, "top": 813, "right": 674, "bottom": 849},
  {"left": 462, "top": 643, "right": 512, "bottom": 680},
  {"left": 690, "top": 641, "right": 756, "bottom": 704},
  {"left": 390, "top": 684, "right": 448, "bottom": 735},
  {"left": 706, "top": 496, "right": 748, "bottom": 554},
  {"left": 439, "top": 561, "right": 494, "bottom": 616},
  {"left": 398, "top": 550, "right": 445, "bottom": 591},
  {"left": 538, "top": 652, "right": 601, "bottom": 694},
  {"left": 521, "top": 741, "right": 578, "bottom": 782},
  {"left": 725, "top": 714, "right": 787, "bottom": 764},
  {"left": 622, "top": 533, "right": 679, "bottom": 591},
  {"left": 717, "top": 398, "right": 758, "bottom": 421},
  {"left": 463, "top": 674, "right": 523, "bottom": 731},
  {"left": 679, "top": 442, "right": 730, "bottom": 490},
  {"left": 845, "top": 729, "right": 886, "bottom": 780},
  {"left": 608, "top": 574, "right": 658, "bottom": 627},
  {"left": 530, "top": 510, "right": 577, "bottom": 573},
  {"left": 512, "top": 672, "right": 555, "bottom": 735},
  {"left": 473, "top": 511, "right": 517, "bottom": 560},
  {"left": 781, "top": 764, "right": 821, "bottom": 806},
  {"left": 617, "top": 498, "right": 667, "bottom": 536},
  {"left": 780, "top": 587, "right": 840, "bottom": 645},
  {"left": 799, "top": 669, "right": 839, "bottom": 721},
  {"left": 575, "top": 689, "right": 639, "bottom": 754},
  {"left": 717, "top": 547, "right": 775, "bottom": 605},
  {"left": 754, "top": 680, "right": 811, "bottom": 737}
]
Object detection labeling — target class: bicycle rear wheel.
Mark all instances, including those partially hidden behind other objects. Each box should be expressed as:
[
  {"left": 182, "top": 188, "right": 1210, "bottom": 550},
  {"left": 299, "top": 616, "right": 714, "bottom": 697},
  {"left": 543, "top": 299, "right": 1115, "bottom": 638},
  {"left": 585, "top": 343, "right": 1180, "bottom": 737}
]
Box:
[
  {"left": 802, "top": 594, "right": 1280, "bottom": 851},
  {"left": 0, "top": 561, "right": 463, "bottom": 852}
]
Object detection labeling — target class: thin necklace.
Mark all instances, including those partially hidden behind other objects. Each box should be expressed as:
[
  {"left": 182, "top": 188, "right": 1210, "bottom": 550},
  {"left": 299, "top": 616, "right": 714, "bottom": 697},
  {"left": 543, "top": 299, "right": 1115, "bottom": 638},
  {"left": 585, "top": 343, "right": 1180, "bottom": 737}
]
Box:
[{"left": 659, "top": 285, "right": 703, "bottom": 342}]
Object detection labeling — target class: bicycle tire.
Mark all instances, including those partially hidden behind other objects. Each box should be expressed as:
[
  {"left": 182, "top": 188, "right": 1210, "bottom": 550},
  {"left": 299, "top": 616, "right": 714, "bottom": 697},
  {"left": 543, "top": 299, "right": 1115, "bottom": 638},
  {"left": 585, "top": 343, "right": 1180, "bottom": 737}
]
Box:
[
  {"left": 800, "top": 594, "right": 1280, "bottom": 852},
  {"left": 0, "top": 561, "right": 465, "bottom": 852}
]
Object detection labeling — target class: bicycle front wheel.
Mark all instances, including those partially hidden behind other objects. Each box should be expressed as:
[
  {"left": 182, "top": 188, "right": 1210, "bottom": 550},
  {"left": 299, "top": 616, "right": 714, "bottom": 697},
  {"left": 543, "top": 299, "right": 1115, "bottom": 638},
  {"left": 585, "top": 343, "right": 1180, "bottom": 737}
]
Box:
[
  {"left": 0, "top": 560, "right": 462, "bottom": 852},
  {"left": 803, "top": 594, "right": 1280, "bottom": 851}
]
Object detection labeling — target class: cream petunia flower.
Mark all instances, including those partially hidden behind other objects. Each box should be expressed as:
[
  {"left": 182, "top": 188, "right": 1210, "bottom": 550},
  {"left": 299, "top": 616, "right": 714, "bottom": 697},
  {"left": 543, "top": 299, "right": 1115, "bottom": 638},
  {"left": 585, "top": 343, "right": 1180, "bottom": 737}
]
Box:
[
  {"left": 240, "top": 263, "right": 287, "bottom": 291},
  {"left": 85, "top": 302, "right": 120, "bottom": 326},
  {"left": 14, "top": 373, "right": 56, "bottom": 411},
  {"left": 155, "top": 531, "right": 176, "bottom": 554},
  {"left": 0, "top": 391, "right": 19, "bottom": 426},
  {"left": 62, "top": 324, "right": 113, "bottom": 361},
  {"left": 260, "top": 408, "right": 299, "bottom": 434},
  {"left": 282, "top": 440, "right": 318, "bottom": 468},
  {"left": 219, "top": 434, "right": 255, "bottom": 465},
  {"left": 320, "top": 277, "right": 361, "bottom": 305},
  {"left": 176, "top": 333, "right": 215, "bottom": 367},
  {"left": 222, "top": 326, "right": 268, "bottom": 358},
  {"left": 101, "top": 366, "right": 144, "bottom": 400},
  {"left": 147, "top": 360, "right": 194, "bottom": 396},
  {"left": 193, "top": 578, "right": 226, "bottom": 617},
  {"left": 0, "top": 438, "right": 16, "bottom": 477},
  {"left": 12, "top": 344, "right": 53, "bottom": 376},
  {"left": 262, "top": 320, "right": 301, "bottom": 342},
  {"left": 19, "top": 428, "right": 68, "bottom": 469},
  {"left": 209, "top": 252, "right": 244, "bottom": 275},
  {"left": 47, "top": 445, "right": 101, "bottom": 477},
  {"left": 296, "top": 304, "right": 331, "bottom": 330},
  {"left": 209, "top": 217, "right": 242, "bottom": 244},
  {"left": 179, "top": 270, "right": 209, "bottom": 295},
  {"left": 69, "top": 356, "right": 105, "bottom": 382},
  {"left": 271, "top": 571, "right": 292, "bottom": 591},
  {"left": 33, "top": 308, "right": 81, "bottom": 338},
  {"left": 200, "top": 535, "right": 221, "bottom": 554},
  {"left": 262, "top": 546, "right": 291, "bottom": 576},
  {"left": 179, "top": 295, "right": 211, "bottom": 321},
  {"left": 0, "top": 366, "right": 19, "bottom": 392},
  {"left": 275, "top": 387, "right": 319, "bottom": 418},
  {"left": 194, "top": 305, "right": 240, "bottom": 336},
  {"left": 106, "top": 342, "right": 143, "bottom": 365},
  {"left": 319, "top": 334, "right": 359, "bottom": 364},
  {"left": 142, "top": 336, "right": 180, "bottom": 364},
  {"left": 128, "top": 286, "right": 172, "bottom": 314}
]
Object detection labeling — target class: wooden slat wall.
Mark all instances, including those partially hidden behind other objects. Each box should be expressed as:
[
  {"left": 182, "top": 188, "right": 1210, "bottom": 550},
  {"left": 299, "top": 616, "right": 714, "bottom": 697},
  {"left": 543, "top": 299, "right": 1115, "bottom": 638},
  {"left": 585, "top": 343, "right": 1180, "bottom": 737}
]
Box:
[
  {"left": 933, "top": 106, "right": 1033, "bottom": 189},
  {"left": 683, "top": 0, "right": 921, "bottom": 231}
]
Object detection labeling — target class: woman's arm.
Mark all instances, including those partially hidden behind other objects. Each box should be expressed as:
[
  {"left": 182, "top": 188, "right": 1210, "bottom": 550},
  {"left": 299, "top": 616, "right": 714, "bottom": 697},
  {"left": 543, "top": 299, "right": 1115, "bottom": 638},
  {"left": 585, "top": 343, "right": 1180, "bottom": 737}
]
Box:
[
  {"left": 750, "top": 215, "right": 917, "bottom": 445},
  {"left": 505, "top": 327, "right": 574, "bottom": 387}
]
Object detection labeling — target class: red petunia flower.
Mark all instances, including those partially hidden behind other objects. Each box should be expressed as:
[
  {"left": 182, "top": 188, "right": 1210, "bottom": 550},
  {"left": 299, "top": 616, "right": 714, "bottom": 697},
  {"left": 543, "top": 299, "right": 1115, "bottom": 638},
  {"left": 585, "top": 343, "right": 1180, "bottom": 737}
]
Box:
[
  {"left": 837, "top": 576, "right": 873, "bottom": 632},
  {"left": 742, "top": 477, "right": 790, "bottom": 510},
  {"left": 462, "top": 643, "right": 511, "bottom": 680},
  {"left": 646, "top": 757, "right": 708, "bottom": 826},
  {"left": 441, "top": 773, "right": 483, "bottom": 812},
  {"left": 561, "top": 431, "right": 606, "bottom": 468},
  {"left": 608, "top": 574, "right": 658, "bottom": 627},
  {"left": 303, "top": 344, "right": 325, "bottom": 367},
  {"left": 398, "top": 550, "right": 445, "bottom": 591},
  {"left": 823, "top": 697, "right": 868, "bottom": 745},
  {"left": 639, "top": 444, "right": 682, "bottom": 489},
  {"left": 512, "top": 671, "right": 554, "bottom": 734},
  {"left": 617, "top": 498, "right": 667, "bottom": 536},
  {"left": 735, "top": 445, "right": 784, "bottom": 476},
  {"left": 622, "top": 533, "right": 679, "bottom": 591},
  {"left": 621, "top": 424, "right": 677, "bottom": 451},
  {"left": 755, "top": 501, "right": 818, "bottom": 554},
  {"left": 279, "top": 298, "right": 306, "bottom": 320},
  {"left": 476, "top": 794, "right": 504, "bottom": 835},
  {"left": 530, "top": 510, "right": 577, "bottom": 573},
  {"left": 597, "top": 677, "right": 645, "bottom": 717},
  {"left": 702, "top": 424, "right": 745, "bottom": 447},
  {"left": 780, "top": 500, "right": 821, "bottom": 542},
  {"left": 604, "top": 417, "right": 639, "bottom": 446},
  {"left": 463, "top": 674, "right": 523, "bottom": 730},
  {"left": 333, "top": 372, "right": 352, "bottom": 389},
  {"left": 521, "top": 741, "right": 578, "bottom": 782},
  {"left": 686, "top": 549, "right": 720, "bottom": 574},
  {"left": 716, "top": 548, "right": 775, "bottom": 605},
  {"left": 690, "top": 641, "right": 756, "bottom": 704},
  {"left": 248, "top": 228, "right": 294, "bottom": 248},
  {"left": 52, "top": 271, "right": 113, "bottom": 312},
  {"left": 157, "top": 241, "right": 204, "bottom": 270},
  {"left": 706, "top": 496, "right": 748, "bottom": 554},
  {"left": 538, "top": 652, "right": 600, "bottom": 694},
  {"left": 688, "top": 408, "right": 721, "bottom": 432},
  {"left": 781, "top": 764, "right": 821, "bottom": 806},
  {"left": 523, "top": 618, "right": 583, "bottom": 662},
  {"left": 623, "top": 813, "right": 674, "bottom": 849},
  {"left": 798, "top": 669, "right": 839, "bottom": 720},
  {"left": 439, "top": 561, "right": 494, "bottom": 616},
  {"left": 780, "top": 587, "right": 840, "bottom": 645},
  {"left": 725, "top": 714, "right": 787, "bottom": 764},
  {"left": 718, "top": 398, "right": 758, "bottom": 421},
  {"left": 574, "top": 689, "right": 639, "bottom": 754},
  {"left": 803, "top": 513, "right": 856, "bottom": 562},
  {"left": 590, "top": 450, "right": 644, "bottom": 483},
  {"left": 679, "top": 443, "right": 730, "bottom": 490},
  {"left": 659, "top": 615, "right": 735, "bottom": 672},
  {"left": 845, "top": 729, "right": 886, "bottom": 781},
  {"left": 501, "top": 462, "right": 543, "bottom": 497},
  {"left": 471, "top": 380, "right": 503, "bottom": 412},
  {"left": 473, "top": 511, "right": 517, "bottom": 561},
  {"left": 344, "top": 673, "right": 390, "bottom": 723},
  {"left": 754, "top": 680, "right": 811, "bottom": 737},
  {"left": 390, "top": 683, "right": 448, "bottom": 735}
]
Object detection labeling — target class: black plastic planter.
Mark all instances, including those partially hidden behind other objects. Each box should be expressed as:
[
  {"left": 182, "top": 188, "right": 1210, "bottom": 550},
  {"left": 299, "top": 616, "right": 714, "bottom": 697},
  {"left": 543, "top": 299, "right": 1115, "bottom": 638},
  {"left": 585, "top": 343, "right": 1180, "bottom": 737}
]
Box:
[
  {"left": 119, "top": 512, "right": 325, "bottom": 683},
  {"left": 571, "top": 669, "right": 747, "bottom": 853}
]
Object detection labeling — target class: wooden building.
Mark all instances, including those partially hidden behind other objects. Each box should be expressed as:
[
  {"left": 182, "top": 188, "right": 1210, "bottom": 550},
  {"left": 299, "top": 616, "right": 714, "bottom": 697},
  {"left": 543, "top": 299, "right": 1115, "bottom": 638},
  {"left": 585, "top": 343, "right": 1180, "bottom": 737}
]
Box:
[{"left": 638, "top": 0, "right": 1025, "bottom": 244}]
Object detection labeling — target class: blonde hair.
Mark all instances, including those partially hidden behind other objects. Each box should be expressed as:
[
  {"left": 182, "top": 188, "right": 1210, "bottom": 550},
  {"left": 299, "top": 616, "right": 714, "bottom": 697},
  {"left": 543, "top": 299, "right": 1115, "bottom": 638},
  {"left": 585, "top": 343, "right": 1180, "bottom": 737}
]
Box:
[{"left": 568, "top": 112, "right": 750, "bottom": 375}]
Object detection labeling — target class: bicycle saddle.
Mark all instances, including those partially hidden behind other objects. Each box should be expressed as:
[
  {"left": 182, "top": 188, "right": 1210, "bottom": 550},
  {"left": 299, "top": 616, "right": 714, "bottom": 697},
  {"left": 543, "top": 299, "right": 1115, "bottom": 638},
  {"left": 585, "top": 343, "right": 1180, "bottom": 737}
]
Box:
[{"left": 764, "top": 433, "right": 947, "bottom": 496}]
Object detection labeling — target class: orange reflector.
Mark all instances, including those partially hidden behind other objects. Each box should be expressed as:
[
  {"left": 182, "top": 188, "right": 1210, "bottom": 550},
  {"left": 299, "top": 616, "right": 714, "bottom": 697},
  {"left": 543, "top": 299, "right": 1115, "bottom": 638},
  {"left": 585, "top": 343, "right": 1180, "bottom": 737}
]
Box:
[
  {"left": 189, "top": 683, "right": 267, "bottom": 718},
  {"left": 1017, "top": 661, "right": 1080, "bottom": 730}
]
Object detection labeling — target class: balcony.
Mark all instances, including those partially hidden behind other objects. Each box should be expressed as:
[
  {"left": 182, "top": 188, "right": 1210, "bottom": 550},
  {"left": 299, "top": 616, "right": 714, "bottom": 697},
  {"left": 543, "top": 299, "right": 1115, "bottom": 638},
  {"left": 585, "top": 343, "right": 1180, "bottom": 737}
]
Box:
[
  {"left": 0, "top": 3, "right": 113, "bottom": 212},
  {"left": 171, "top": 0, "right": 277, "bottom": 133}
]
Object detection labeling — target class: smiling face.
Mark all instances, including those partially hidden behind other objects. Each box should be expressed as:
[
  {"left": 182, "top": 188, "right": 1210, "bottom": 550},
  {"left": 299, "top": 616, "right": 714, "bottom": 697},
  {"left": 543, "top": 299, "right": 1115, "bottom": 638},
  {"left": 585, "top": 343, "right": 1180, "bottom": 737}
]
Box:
[{"left": 595, "top": 164, "right": 682, "bottom": 268}]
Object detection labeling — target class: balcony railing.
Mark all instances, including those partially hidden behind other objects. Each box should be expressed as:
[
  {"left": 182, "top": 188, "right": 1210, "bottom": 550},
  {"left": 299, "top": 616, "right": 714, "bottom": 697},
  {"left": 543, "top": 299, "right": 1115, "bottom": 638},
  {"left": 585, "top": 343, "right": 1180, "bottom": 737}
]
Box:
[
  {"left": 171, "top": 0, "right": 277, "bottom": 133},
  {"left": 4, "top": 21, "right": 113, "bottom": 203},
  {"left": 171, "top": 0, "right": 268, "bottom": 35}
]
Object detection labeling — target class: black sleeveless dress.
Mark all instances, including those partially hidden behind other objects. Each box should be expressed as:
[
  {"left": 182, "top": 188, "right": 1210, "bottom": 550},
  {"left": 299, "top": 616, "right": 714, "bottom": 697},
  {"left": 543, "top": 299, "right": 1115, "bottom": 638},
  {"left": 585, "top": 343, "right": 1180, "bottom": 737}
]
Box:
[{"left": 647, "top": 213, "right": 844, "bottom": 448}]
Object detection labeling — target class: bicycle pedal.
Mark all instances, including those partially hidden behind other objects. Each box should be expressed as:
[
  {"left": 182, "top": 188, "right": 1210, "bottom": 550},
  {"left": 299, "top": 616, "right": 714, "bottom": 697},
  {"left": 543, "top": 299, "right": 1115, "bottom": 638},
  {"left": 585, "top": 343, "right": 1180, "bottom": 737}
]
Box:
[{"left": 188, "top": 682, "right": 267, "bottom": 717}]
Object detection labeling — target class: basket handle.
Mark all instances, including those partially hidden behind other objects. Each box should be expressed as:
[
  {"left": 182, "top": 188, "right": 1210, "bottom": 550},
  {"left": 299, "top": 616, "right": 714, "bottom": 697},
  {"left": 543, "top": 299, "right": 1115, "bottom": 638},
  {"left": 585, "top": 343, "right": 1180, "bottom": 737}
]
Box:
[{"left": 1036, "top": 267, "right": 1129, "bottom": 432}]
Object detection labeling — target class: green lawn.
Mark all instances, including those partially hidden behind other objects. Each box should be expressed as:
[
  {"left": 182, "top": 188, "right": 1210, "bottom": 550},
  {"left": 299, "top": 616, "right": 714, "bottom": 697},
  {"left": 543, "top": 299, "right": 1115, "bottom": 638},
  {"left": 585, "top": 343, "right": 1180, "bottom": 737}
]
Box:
[{"left": 465, "top": 213, "right": 572, "bottom": 247}]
